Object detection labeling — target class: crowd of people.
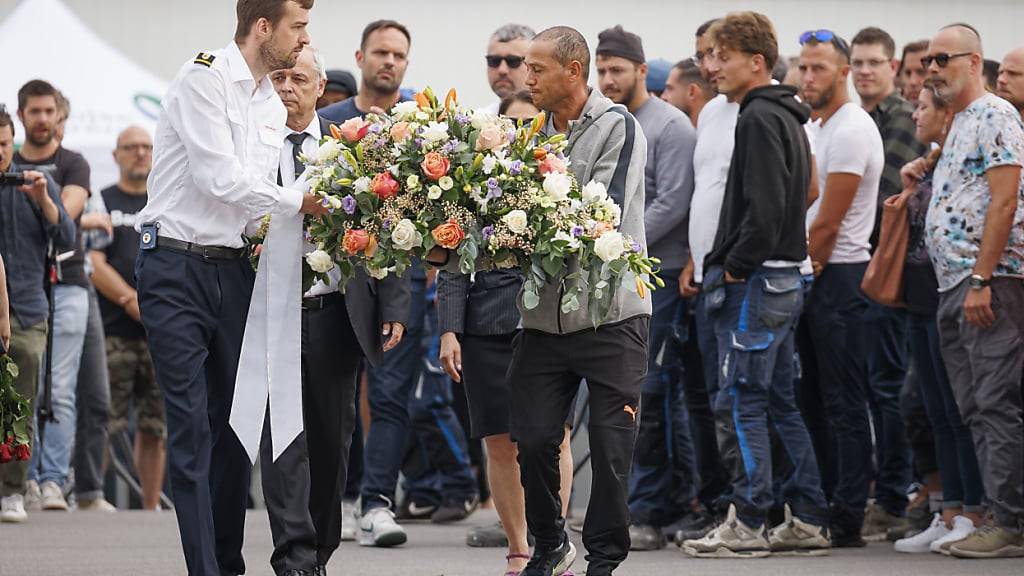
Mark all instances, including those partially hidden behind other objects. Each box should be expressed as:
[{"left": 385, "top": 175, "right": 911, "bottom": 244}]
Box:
[{"left": 1, "top": 1, "right": 1024, "bottom": 575}]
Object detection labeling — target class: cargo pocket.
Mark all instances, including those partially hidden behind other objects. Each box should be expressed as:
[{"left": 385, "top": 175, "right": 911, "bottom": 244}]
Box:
[
  {"left": 723, "top": 330, "right": 774, "bottom": 392},
  {"left": 758, "top": 275, "right": 802, "bottom": 329}
]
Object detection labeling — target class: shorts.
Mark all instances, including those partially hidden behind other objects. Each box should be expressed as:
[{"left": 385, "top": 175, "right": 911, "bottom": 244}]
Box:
[{"left": 106, "top": 335, "right": 166, "bottom": 439}]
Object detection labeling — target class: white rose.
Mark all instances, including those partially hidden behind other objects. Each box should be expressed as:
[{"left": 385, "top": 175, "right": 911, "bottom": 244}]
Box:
[
  {"left": 438, "top": 176, "right": 454, "bottom": 191},
  {"left": 353, "top": 176, "right": 371, "bottom": 193},
  {"left": 427, "top": 185, "right": 443, "bottom": 200},
  {"left": 542, "top": 172, "right": 572, "bottom": 202},
  {"left": 318, "top": 139, "right": 341, "bottom": 162},
  {"left": 553, "top": 229, "right": 581, "bottom": 249},
  {"left": 594, "top": 231, "right": 626, "bottom": 262},
  {"left": 393, "top": 100, "right": 420, "bottom": 118},
  {"left": 599, "top": 199, "right": 622, "bottom": 226},
  {"left": 502, "top": 210, "right": 528, "bottom": 234},
  {"left": 305, "top": 249, "right": 335, "bottom": 273},
  {"left": 582, "top": 180, "right": 608, "bottom": 203},
  {"left": 390, "top": 218, "right": 423, "bottom": 251},
  {"left": 421, "top": 121, "right": 449, "bottom": 143},
  {"left": 470, "top": 111, "right": 496, "bottom": 130},
  {"left": 365, "top": 265, "right": 389, "bottom": 280}
]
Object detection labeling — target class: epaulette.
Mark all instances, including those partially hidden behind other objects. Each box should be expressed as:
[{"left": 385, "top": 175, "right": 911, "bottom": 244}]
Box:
[{"left": 194, "top": 52, "right": 216, "bottom": 67}]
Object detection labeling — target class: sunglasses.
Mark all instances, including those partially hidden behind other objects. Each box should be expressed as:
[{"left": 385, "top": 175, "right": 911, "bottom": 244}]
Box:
[
  {"left": 486, "top": 55, "right": 524, "bottom": 69},
  {"left": 921, "top": 52, "right": 973, "bottom": 68},
  {"left": 799, "top": 29, "right": 851, "bottom": 59}
]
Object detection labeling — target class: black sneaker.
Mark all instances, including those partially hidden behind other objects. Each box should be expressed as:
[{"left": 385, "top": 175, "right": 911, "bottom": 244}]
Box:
[
  {"left": 466, "top": 520, "right": 536, "bottom": 547},
  {"left": 671, "top": 510, "right": 717, "bottom": 544},
  {"left": 629, "top": 523, "right": 666, "bottom": 550},
  {"left": 395, "top": 498, "right": 437, "bottom": 522},
  {"left": 431, "top": 494, "right": 480, "bottom": 524},
  {"left": 522, "top": 534, "right": 577, "bottom": 576}
]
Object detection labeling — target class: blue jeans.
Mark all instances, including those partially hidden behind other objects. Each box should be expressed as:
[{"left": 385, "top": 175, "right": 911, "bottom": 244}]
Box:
[
  {"left": 362, "top": 270, "right": 427, "bottom": 513},
  {"left": 29, "top": 284, "right": 89, "bottom": 486},
  {"left": 864, "top": 302, "right": 912, "bottom": 514},
  {"left": 403, "top": 299, "right": 477, "bottom": 505},
  {"left": 628, "top": 269, "right": 699, "bottom": 525},
  {"left": 706, "top": 266, "right": 828, "bottom": 528},
  {"left": 696, "top": 286, "right": 737, "bottom": 509},
  {"left": 907, "top": 312, "right": 984, "bottom": 511}
]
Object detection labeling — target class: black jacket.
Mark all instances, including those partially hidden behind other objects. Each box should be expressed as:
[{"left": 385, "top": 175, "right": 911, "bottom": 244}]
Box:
[{"left": 705, "top": 84, "right": 811, "bottom": 279}]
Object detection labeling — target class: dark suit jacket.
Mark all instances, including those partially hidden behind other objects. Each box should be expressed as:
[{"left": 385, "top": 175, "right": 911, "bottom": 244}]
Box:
[
  {"left": 313, "top": 116, "right": 410, "bottom": 367},
  {"left": 436, "top": 269, "right": 522, "bottom": 337}
]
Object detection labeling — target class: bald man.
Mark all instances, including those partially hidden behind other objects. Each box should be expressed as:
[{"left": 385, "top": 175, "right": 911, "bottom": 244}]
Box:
[
  {"left": 923, "top": 24, "right": 1024, "bottom": 559},
  {"left": 997, "top": 48, "right": 1024, "bottom": 116}
]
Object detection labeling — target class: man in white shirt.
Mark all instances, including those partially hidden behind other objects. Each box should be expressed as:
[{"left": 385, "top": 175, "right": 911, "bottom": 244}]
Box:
[
  {"left": 797, "top": 29, "right": 884, "bottom": 548},
  {"left": 261, "top": 45, "right": 409, "bottom": 576},
  {"left": 133, "top": 2, "right": 327, "bottom": 575},
  {"left": 480, "top": 24, "right": 535, "bottom": 114}
]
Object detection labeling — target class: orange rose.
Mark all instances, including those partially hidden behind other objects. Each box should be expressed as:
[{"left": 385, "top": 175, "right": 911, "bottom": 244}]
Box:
[
  {"left": 591, "top": 221, "right": 613, "bottom": 238},
  {"left": 432, "top": 219, "right": 465, "bottom": 249},
  {"left": 342, "top": 229, "right": 370, "bottom": 255},
  {"left": 390, "top": 121, "right": 411, "bottom": 142},
  {"left": 370, "top": 172, "right": 400, "bottom": 199},
  {"left": 420, "top": 152, "right": 450, "bottom": 181}
]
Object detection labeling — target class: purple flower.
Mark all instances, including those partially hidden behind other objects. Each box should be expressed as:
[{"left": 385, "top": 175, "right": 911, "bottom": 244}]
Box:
[
  {"left": 341, "top": 194, "right": 356, "bottom": 215},
  {"left": 443, "top": 140, "right": 459, "bottom": 154},
  {"left": 382, "top": 218, "right": 393, "bottom": 231},
  {"left": 506, "top": 129, "right": 516, "bottom": 143},
  {"left": 369, "top": 123, "right": 384, "bottom": 133},
  {"left": 414, "top": 138, "right": 425, "bottom": 148},
  {"left": 631, "top": 241, "right": 642, "bottom": 253},
  {"left": 571, "top": 225, "right": 584, "bottom": 238},
  {"left": 486, "top": 186, "right": 503, "bottom": 200},
  {"left": 303, "top": 230, "right": 313, "bottom": 242},
  {"left": 320, "top": 197, "right": 331, "bottom": 208},
  {"left": 509, "top": 160, "right": 524, "bottom": 175},
  {"left": 455, "top": 113, "right": 470, "bottom": 125},
  {"left": 482, "top": 225, "right": 494, "bottom": 240},
  {"left": 486, "top": 177, "right": 499, "bottom": 190},
  {"left": 543, "top": 144, "right": 552, "bottom": 152}
]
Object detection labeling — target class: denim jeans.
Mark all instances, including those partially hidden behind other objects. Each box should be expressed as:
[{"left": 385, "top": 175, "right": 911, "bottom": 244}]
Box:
[
  {"left": 906, "top": 311, "right": 984, "bottom": 511},
  {"left": 362, "top": 270, "right": 427, "bottom": 513},
  {"left": 802, "top": 263, "right": 872, "bottom": 524},
  {"left": 628, "top": 269, "right": 699, "bottom": 525},
  {"left": 706, "top": 266, "right": 828, "bottom": 528},
  {"left": 74, "top": 286, "right": 111, "bottom": 500},
  {"left": 864, "top": 302, "right": 912, "bottom": 515},
  {"left": 29, "top": 284, "right": 89, "bottom": 487}
]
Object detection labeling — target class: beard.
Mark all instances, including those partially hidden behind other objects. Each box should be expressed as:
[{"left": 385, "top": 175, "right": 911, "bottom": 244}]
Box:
[
  {"left": 27, "top": 125, "right": 54, "bottom": 147},
  {"left": 259, "top": 33, "right": 298, "bottom": 72},
  {"left": 366, "top": 71, "right": 401, "bottom": 95},
  {"left": 805, "top": 82, "right": 837, "bottom": 110}
]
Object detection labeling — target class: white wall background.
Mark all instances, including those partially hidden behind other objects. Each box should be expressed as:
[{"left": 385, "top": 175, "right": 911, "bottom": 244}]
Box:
[{"left": 5, "top": 0, "right": 1024, "bottom": 109}]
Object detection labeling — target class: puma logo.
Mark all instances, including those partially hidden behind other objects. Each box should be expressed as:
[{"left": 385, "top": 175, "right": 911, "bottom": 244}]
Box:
[{"left": 623, "top": 405, "right": 637, "bottom": 421}]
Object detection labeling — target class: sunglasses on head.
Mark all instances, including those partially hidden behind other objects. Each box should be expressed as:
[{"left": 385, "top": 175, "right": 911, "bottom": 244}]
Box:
[
  {"left": 799, "top": 29, "right": 851, "bottom": 59},
  {"left": 921, "top": 52, "right": 973, "bottom": 68},
  {"left": 486, "top": 55, "right": 525, "bottom": 69}
]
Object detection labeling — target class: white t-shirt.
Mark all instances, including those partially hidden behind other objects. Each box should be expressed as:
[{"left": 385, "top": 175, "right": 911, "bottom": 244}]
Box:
[
  {"left": 806, "top": 102, "right": 884, "bottom": 264},
  {"left": 689, "top": 95, "right": 738, "bottom": 283}
]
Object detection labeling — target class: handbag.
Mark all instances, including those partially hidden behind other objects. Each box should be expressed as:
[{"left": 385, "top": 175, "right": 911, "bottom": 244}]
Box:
[{"left": 861, "top": 192, "right": 911, "bottom": 307}]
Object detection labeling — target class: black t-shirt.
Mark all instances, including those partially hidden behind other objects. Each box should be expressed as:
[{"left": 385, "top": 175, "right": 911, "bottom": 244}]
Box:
[
  {"left": 14, "top": 146, "right": 91, "bottom": 288},
  {"left": 98, "top": 185, "right": 147, "bottom": 339}
]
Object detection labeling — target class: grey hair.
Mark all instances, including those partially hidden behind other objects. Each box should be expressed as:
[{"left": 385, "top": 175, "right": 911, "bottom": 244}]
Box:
[
  {"left": 492, "top": 23, "right": 536, "bottom": 43},
  {"left": 309, "top": 46, "right": 327, "bottom": 81}
]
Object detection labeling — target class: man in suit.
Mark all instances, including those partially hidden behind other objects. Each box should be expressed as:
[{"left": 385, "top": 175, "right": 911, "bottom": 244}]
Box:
[{"left": 262, "top": 45, "right": 410, "bottom": 576}]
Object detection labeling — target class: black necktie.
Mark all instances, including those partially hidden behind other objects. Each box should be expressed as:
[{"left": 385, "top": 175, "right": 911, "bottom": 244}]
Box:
[{"left": 287, "top": 132, "right": 309, "bottom": 180}]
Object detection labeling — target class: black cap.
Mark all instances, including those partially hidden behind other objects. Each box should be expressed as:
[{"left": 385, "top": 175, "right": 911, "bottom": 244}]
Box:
[
  {"left": 324, "top": 70, "right": 357, "bottom": 96},
  {"left": 596, "top": 25, "right": 645, "bottom": 64}
]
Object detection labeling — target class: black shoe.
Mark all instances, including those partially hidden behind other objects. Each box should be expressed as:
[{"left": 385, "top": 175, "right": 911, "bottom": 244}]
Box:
[
  {"left": 629, "top": 523, "right": 666, "bottom": 550},
  {"left": 313, "top": 565, "right": 326, "bottom": 576},
  {"left": 669, "top": 510, "right": 717, "bottom": 544},
  {"left": 522, "top": 534, "right": 577, "bottom": 576},
  {"left": 395, "top": 498, "right": 437, "bottom": 522},
  {"left": 431, "top": 494, "right": 479, "bottom": 524}
]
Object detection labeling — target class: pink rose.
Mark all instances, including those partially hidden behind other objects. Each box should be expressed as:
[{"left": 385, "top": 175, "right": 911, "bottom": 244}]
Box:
[
  {"left": 339, "top": 117, "right": 370, "bottom": 143},
  {"left": 476, "top": 125, "right": 507, "bottom": 151},
  {"left": 370, "top": 172, "right": 400, "bottom": 199},
  {"left": 420, "top": 152, "right": 451, "bottom": 181},
  {"left": 539, "top": 155, "right": 567, "bottom": 175},
  {"left": 390, "top": 121, "right": 411, "bottom": 142}
]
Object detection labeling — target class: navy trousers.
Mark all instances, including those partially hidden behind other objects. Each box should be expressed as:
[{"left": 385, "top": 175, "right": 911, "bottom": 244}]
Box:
[{"left": 136, "top": 246, "right": 254, "bottom": 576}]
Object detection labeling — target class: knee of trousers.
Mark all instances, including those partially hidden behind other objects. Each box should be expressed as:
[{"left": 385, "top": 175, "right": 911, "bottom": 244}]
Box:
[{"left": 514, "top": 426, "right": 564, "bottom": 462}]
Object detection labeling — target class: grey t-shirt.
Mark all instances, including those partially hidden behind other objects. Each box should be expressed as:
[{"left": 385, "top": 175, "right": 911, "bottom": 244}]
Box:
[{"left": 633, "top": 97, "right": 696, "bottom": 271}]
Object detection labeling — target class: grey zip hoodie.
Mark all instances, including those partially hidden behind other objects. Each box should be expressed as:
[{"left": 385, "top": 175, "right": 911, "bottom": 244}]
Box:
[{"left": 520, "top": 88, "right": 652, "bottom": 334}]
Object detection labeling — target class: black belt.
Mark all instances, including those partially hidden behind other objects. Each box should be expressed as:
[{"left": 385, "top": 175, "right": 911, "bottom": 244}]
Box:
[
  {"left": 157, "top": 237, "right": 247, "bottom": 260},
  {"left": 302, "top": 291, "right": 343, "bottom": 310}
]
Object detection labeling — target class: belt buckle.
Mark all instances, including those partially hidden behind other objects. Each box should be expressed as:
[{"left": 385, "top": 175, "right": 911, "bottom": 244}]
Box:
[{"left": 202, "top": 246, "right": 211, "bottom": 260}]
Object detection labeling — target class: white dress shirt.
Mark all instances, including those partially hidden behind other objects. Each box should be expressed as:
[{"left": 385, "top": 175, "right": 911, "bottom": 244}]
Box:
[{"left": 137, "top": 41, "right": 303, "bottom": 248}]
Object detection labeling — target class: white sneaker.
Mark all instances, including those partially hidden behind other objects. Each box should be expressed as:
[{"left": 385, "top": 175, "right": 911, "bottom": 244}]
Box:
[
  {"left": 40, "top": 481, "right": 68, "bottom": 511},
  {"left": 24, "top": 480, "right": 42, "bottom": 511},
  {"left": 77, "top": 498, "right": 117, "bottom": 512},
  {"left": 340, "top": 500, "right": 358, "bottom": 542},
  {"left": 681, "top": 504, "right": 771, "bottom": 558},
  {"left": 895, "top": 514, "right": 949, "bottom": 553},
  {"left": 930, "top": 515, "right": 976, "bottom": 555},
  {"left": 1, "top": 494, "right": 28, "bottom": 523},
  {"left": 358, "top": 506, "right": 408, "bottom": 547}
]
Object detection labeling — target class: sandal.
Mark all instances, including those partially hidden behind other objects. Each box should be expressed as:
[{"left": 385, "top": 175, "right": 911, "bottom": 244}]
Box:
[{"left": 503, "top": 553, "right": 531, "bottom": 576}]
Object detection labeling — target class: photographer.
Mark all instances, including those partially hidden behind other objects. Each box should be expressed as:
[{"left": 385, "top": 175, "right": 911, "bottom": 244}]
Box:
[{"left": 0, "top": 105, "right": 74, "bottom": 524}]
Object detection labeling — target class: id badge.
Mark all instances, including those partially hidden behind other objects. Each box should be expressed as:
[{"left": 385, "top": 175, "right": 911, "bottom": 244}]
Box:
[{"left": 140, "top": 222, "right": 160, "bottom": 250}]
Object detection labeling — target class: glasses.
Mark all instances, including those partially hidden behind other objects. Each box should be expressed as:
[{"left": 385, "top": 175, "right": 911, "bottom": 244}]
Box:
[
  {"left": 799, "top": 29, "right": 851, "bottom": 59},
  {"left": 921, "top": 52, "right": 973, "bottom": 68},
  {"left": 486, "top": 55, "right": 524, "bottom": 69}
]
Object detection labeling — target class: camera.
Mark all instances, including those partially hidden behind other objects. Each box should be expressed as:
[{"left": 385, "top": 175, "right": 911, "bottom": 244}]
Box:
[{"left": 0, "top": 172, "right": 27, "bottom": 186}]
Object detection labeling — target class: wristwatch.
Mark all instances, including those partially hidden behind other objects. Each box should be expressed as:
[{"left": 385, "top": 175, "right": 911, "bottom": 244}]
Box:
[{"left": 968, "top": 274, "right": 991, "bottom": 290}]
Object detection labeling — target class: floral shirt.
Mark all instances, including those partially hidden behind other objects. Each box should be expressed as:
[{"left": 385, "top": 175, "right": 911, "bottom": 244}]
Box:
[{"left": 925, "top": 93, "right": 1024, "bottom": 292}]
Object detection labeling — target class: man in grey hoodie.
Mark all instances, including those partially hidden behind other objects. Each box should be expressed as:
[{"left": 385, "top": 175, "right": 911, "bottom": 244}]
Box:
[{"left": 515, "top": 26, "right": 650, "bottom": 576}]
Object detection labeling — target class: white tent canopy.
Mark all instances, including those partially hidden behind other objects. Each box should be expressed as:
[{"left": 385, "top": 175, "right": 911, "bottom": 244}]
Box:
[{"left": 0, "top": 0, "right": 167, "bottom": 189}]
